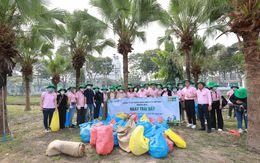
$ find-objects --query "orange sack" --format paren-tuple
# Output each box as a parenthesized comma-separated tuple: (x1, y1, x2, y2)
(90, 122, 103, 146)
(96, 125, 114, 155)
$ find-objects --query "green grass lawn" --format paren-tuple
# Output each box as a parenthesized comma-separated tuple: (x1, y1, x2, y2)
(6, 95, 41, 105)
(0, 105, 259, 163)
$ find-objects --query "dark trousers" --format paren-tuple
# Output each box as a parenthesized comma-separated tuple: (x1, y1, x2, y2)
(77, 107, 86, 125)
(43, 108, 55, 129)
(58, 106, 67, 129)
(228, 105, 236, 117)
(211, 101, 224, 129)
(94, 101, 101, 119)
(198, 104, 211, 130)
(185, 100, 196, 125)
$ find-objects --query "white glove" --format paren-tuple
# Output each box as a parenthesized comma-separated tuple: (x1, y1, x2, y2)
(69, 105, 73, 109)
(84, 104, 87, 109)
(94, 103, 96, 107)
(101, 103, 104, 107)
(77, 105, 81, 109)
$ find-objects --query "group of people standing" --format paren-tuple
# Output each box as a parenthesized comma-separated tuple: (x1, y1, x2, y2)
(40, 80, 248, 134)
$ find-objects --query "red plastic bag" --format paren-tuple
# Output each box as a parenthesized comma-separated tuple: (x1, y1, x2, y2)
(163, 133, 173, 152)
(157, 116, 164, 123)
(149, 117, 155, 124)
(96, 125, 114, 155)
(90, 123, 103, 146)
(127, 113, 138, 122)
(109, 119, 116, 125)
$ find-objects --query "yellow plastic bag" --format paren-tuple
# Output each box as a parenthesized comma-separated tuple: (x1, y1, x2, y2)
(50, 110, 60, 132)
(129, 126, 149, 155)
(140, 114, 150, 122)
(115, 112, 128, 119)
(165, 129, 186, 148)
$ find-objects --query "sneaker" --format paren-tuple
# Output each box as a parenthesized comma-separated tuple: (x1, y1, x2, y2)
(238, 128, 243, 134)
(244, 129, 248, 133)
(218, 129, 223, 132)
(199, 128, 205, 131)
(211, 128, 215, 130)
(69, 126, 76, 129)
(205, 121, 207, 125)
(207, 129, 211, 133)
(45, 129, 49, 133)
(191, 125, 196, 129)
(186, 123, 193, 128)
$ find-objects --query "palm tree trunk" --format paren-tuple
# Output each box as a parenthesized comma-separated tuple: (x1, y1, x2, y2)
(185, 49, 191, 80)
(123, 53, 129, 91)
(24, 77, 31, 111)
(0, 73, 10, 135)
(76, 68, 80, 90)
(194, 73, 199, 83)
(243, 31, 260, 153)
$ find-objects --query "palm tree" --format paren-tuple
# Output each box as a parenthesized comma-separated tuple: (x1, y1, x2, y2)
(90, 0, 164, 90)
(209, 0, 260, 153)
(160, 0, 209, 80)
(60, 10, 115, 89)
(190, 36, 208, 83)
(44, 53, 71, 89)
(0, 0, 57, 136)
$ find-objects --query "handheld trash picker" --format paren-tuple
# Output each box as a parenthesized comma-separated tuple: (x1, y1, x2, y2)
(0, 85, 13, 142)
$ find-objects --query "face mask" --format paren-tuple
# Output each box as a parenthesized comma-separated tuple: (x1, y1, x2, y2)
(95, 89, 99, 92)
(87, 86, 91, 89)
(172, 89, 177, 92)
(60, 91, 65, 95)
(167, 85, 172, 89)
(179, 86, 183, 89)
(120, 90, 123, 93)
(163, 88, 167, 91)
(49, 88, 54, 92)
(103, 90, 107, 93)
(111, 90, 114, 92)
(80, 88, 84, 92)
(134, 88, 137, 91)
(213, 87, 217, 90)
(232, 88, 237, 91)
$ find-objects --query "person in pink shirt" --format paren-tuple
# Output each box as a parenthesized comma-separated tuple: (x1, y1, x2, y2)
(157, 84, 163, 96)
(227, 85, 239, 119)
(148, 82, 158, 97)
(127, 85, 136, 98)
(196, 81, 212, 133)
(177, 83, 185, 122)
(137, 84, 148, 98)
(182, 79, 197, 129)
(116, 87, 127, 99)
(108, 86, 117, 100)
(101, 87, 109, 120)
(207, 82, 223, 131)
(76, 85, 85, 126)
(161, 85, 171, 96)
(67, 85, 77, 128)
(41, 84, 57, 133)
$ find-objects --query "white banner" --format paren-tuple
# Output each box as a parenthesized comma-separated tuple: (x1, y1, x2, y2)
(108, 96, 180, 123)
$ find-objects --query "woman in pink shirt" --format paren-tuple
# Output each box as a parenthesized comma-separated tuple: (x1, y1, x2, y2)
(108, 86, 117, 100)
(157, 84, 163, 96)
(116, 87, 126, 99)
(161, 85, 171, 96)
(41, 84, 57, 133)
(101, 87, 109, 120)
(76, 85, 86, 126)
(177, 82, 185, 122)
(67, 85, 77, 128)
(148, 82, 158, 97)
(127, 85, 136, 98)
(207, 82, 223, 131)
(137, 84, 147, 98)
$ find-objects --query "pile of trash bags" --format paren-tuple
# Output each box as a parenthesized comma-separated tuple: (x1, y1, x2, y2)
(79, 112, 186, 158)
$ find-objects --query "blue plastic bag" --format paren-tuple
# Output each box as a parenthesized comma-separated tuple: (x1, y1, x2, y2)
(195, 101, 199, 116)
(154, 121, 169, 130)
(117, 120, 127, 127)
(99, 106, 102, 117)
(148, 133, 169, 158)
(80, 125, 91, 142)
(113, 132, 119, 146)
(136, 121, 152, 132)
(79, 122, 92, 131)
(65, 111, 69, 127)
(144, 126, 157, 138)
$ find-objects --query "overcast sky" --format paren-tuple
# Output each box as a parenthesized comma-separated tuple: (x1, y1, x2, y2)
(49, 0, 237, 59)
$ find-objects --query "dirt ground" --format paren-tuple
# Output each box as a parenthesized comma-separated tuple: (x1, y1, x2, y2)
(0, 105, 259, 163)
